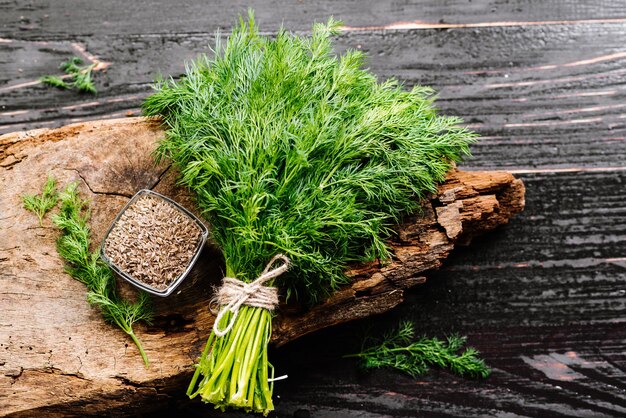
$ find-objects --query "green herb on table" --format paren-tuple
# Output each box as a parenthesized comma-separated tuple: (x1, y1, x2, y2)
(144, 11, 475, 415)
(51, 182, 152, 366)
(346, 321, 491, 378)
(22, 175, 58, 226)
(40, 56, 97, 94)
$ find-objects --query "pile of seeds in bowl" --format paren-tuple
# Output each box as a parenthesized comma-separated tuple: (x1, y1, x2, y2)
(104, 194, 203, 291)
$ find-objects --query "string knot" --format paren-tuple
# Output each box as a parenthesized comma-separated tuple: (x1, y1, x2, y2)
(212, 254, 290, 337)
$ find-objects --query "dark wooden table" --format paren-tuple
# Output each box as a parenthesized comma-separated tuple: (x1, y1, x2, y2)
(2, 2, 625, 416)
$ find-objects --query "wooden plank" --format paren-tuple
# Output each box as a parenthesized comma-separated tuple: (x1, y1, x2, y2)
(2, 23, 626, 172)
(3, 1, 626, 40)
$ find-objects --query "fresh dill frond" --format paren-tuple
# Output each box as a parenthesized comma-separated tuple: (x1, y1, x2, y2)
(52, 182, 152, 366)
(22, 175, 58, 226)
(41, 56, 98, 94)
(39, 75, 70, 89)
(347, 321, 491, 379)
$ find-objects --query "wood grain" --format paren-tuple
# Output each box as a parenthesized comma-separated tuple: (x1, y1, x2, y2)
(2, 1, 625, 40)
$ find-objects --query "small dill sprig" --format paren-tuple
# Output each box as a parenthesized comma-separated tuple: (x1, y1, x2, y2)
(52, 182, 152, 366)
(22, 175, 58, 226)
(40, 56, 97, 94)
(346, 321, 491, 379)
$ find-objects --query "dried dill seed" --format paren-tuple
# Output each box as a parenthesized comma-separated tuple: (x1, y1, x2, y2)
(104, 194, 203, 290)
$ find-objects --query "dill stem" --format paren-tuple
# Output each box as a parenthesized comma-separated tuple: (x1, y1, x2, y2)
(258, 309, 274, 410)
(342, 352, 363, 359)
(187, 330, 215, 397)
(186, 305, 274, 414)
(127, 329, 150, 367)
(231, 306, 261, 404)
(244, 314, 265, 408)
(348, 346, 418, 357)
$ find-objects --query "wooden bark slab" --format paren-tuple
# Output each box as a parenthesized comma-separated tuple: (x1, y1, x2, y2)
(0, 117, 524, 416)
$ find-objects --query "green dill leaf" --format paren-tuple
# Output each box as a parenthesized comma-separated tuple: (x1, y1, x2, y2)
(347, 321, 491, 379)
(51, 181, 152, 366)
(22, 175, 58, 226)
(41, 57, 98, 94)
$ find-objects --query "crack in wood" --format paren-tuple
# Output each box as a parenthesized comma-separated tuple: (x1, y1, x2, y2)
(69, 168, 133, 199)
(149, 164, 172, 191)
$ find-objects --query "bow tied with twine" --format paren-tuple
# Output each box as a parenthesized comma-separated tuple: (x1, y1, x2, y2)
(212, 254, 290, 337)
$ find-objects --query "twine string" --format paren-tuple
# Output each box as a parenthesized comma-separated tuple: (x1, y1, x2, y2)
(212, 254, 290, 337)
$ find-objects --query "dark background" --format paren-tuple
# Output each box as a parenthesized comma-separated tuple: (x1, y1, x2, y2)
(2, 1, 626, 416)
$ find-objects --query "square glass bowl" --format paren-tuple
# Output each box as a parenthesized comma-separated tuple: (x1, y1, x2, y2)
(100, 189, 208, 297)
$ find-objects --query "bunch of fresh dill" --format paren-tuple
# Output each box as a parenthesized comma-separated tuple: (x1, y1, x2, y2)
(143, 12, 475, 414)
(41, 57, 97, 94)
(347, 321, 491, 379)
(23, 179, 152, 365)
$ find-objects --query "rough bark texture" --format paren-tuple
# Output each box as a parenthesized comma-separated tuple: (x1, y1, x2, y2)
(0, 117, 524, 417)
